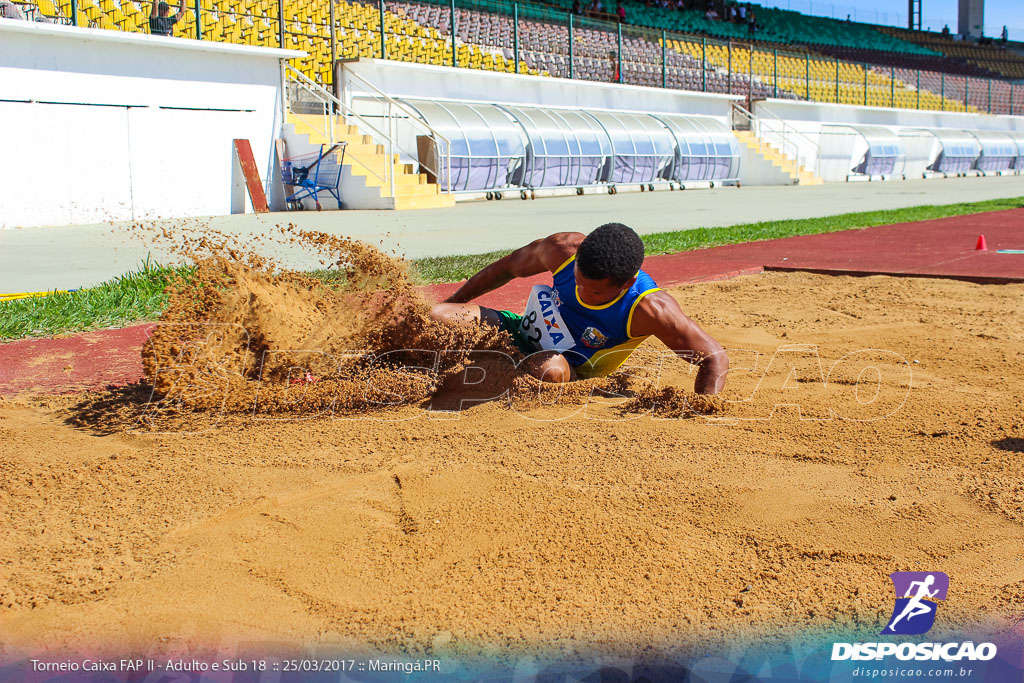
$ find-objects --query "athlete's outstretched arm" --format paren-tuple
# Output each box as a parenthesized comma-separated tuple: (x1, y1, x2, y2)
(444, 233, 582, 304)
(630, 291, 728, 395)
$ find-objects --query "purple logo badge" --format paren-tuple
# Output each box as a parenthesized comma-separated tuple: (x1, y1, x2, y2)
(883, 572, 949, 635)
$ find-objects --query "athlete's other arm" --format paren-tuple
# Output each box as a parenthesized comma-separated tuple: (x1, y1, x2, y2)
(629, 291, 728, 395)
(443, 232, 583, 304)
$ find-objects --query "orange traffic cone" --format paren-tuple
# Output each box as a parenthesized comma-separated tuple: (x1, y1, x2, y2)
(975, 235, 988, 251)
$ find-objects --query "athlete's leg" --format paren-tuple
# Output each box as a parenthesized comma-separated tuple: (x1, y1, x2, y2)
(430, 303, 502, 327)
(432, 305, 574, 384)
(520, 350, 575, 384)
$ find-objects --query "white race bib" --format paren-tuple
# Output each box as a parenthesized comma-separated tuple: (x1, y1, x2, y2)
(519, 285, 576, 352)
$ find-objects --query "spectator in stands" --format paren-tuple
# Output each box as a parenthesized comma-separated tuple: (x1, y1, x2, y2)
(609, 49, 620, 82)
(705, 6, 718, 21)
(747, 8, 755, 34)
(0, 0, 25, 19)
(571, 0, 582, 14)
(149, 0, 185, 36)
(1001, 26, 1009, 42)
(941, 24, 950, 36)
(616, 1, 625, 22)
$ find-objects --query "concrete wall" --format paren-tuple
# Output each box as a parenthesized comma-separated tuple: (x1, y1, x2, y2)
(0, 19, 301, 229)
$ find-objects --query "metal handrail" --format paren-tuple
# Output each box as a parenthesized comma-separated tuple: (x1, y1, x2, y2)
(287, 65, 395, 196)
(732, 101, 818, 175)
(750, 102, 817, 151)
(340, 66, 452, 150)
(338, 65, 453, 194)
(288, 64, 453, 196)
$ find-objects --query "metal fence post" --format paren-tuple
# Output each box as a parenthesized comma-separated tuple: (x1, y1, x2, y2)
(568, 14, 574, 80)
(863, 62, 867, 106)
(449, 0, 456, 68)
(988, 78, 992, 113)
(277, 0, 284, 48)
(1011, 83, 1015, 116)
(514, 3, 519, 74)
(773, 49, 778, 98)
(727, 41, 732, 94)
(890, 65, 894, 108)
(702, 37, 707, 92)
(964, 76, 969, 111)
(747, 44, 753, 103)
(279, 61, 287, 125)
(834, 57, 839, 104)
(805, 53, 810, 101)
(70, 0, 77, 26)
(616, 21, 622, 84)
(329, 0, 336, 77)
(940, 72, 944, 111)
(379, 0, 385, 59)
(916, 70, 920, 110)
(195, 0, 201, 39)
(661, 29, 666, 89)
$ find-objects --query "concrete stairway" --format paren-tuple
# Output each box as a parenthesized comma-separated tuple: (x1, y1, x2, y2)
(285, 112, 455, 210)
(734, 130, 824, 186)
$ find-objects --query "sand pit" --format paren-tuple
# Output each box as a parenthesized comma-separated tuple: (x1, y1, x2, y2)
(1, 266, 1022, 663)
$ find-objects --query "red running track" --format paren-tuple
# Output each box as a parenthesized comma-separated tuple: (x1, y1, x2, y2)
(2, 208, 1022, 396)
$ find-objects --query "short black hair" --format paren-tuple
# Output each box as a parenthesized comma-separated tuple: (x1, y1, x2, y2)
(576, 222, 644, 286)
(158, 2, 169, 12)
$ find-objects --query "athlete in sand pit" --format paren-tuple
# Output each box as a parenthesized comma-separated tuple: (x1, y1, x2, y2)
(431, 223, 728, 394)
(887, 575, 939, 632)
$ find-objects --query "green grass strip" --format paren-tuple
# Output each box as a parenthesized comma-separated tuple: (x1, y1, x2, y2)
(0, 259, 193, 341)
(409, 196, 1024, 283)
(2, 196, 1021, 341)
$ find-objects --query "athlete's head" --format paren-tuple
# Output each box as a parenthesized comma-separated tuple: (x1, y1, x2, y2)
(574, 222, 643, 305)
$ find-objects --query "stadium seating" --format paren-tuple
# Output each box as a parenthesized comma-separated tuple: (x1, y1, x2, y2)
(745, 8, 933, 54)
(16, 0, 1020, 115)
(24, 0, 538, 86)
(667, 39, 973, 112)
(894, 67, 1021, 116)
(878, 26, 1024, 80)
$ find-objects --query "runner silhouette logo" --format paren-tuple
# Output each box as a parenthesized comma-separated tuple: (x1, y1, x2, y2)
(883, 572, 949, 635)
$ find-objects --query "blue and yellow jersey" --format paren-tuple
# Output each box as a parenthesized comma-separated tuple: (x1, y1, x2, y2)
(550, 255, 661, 379)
